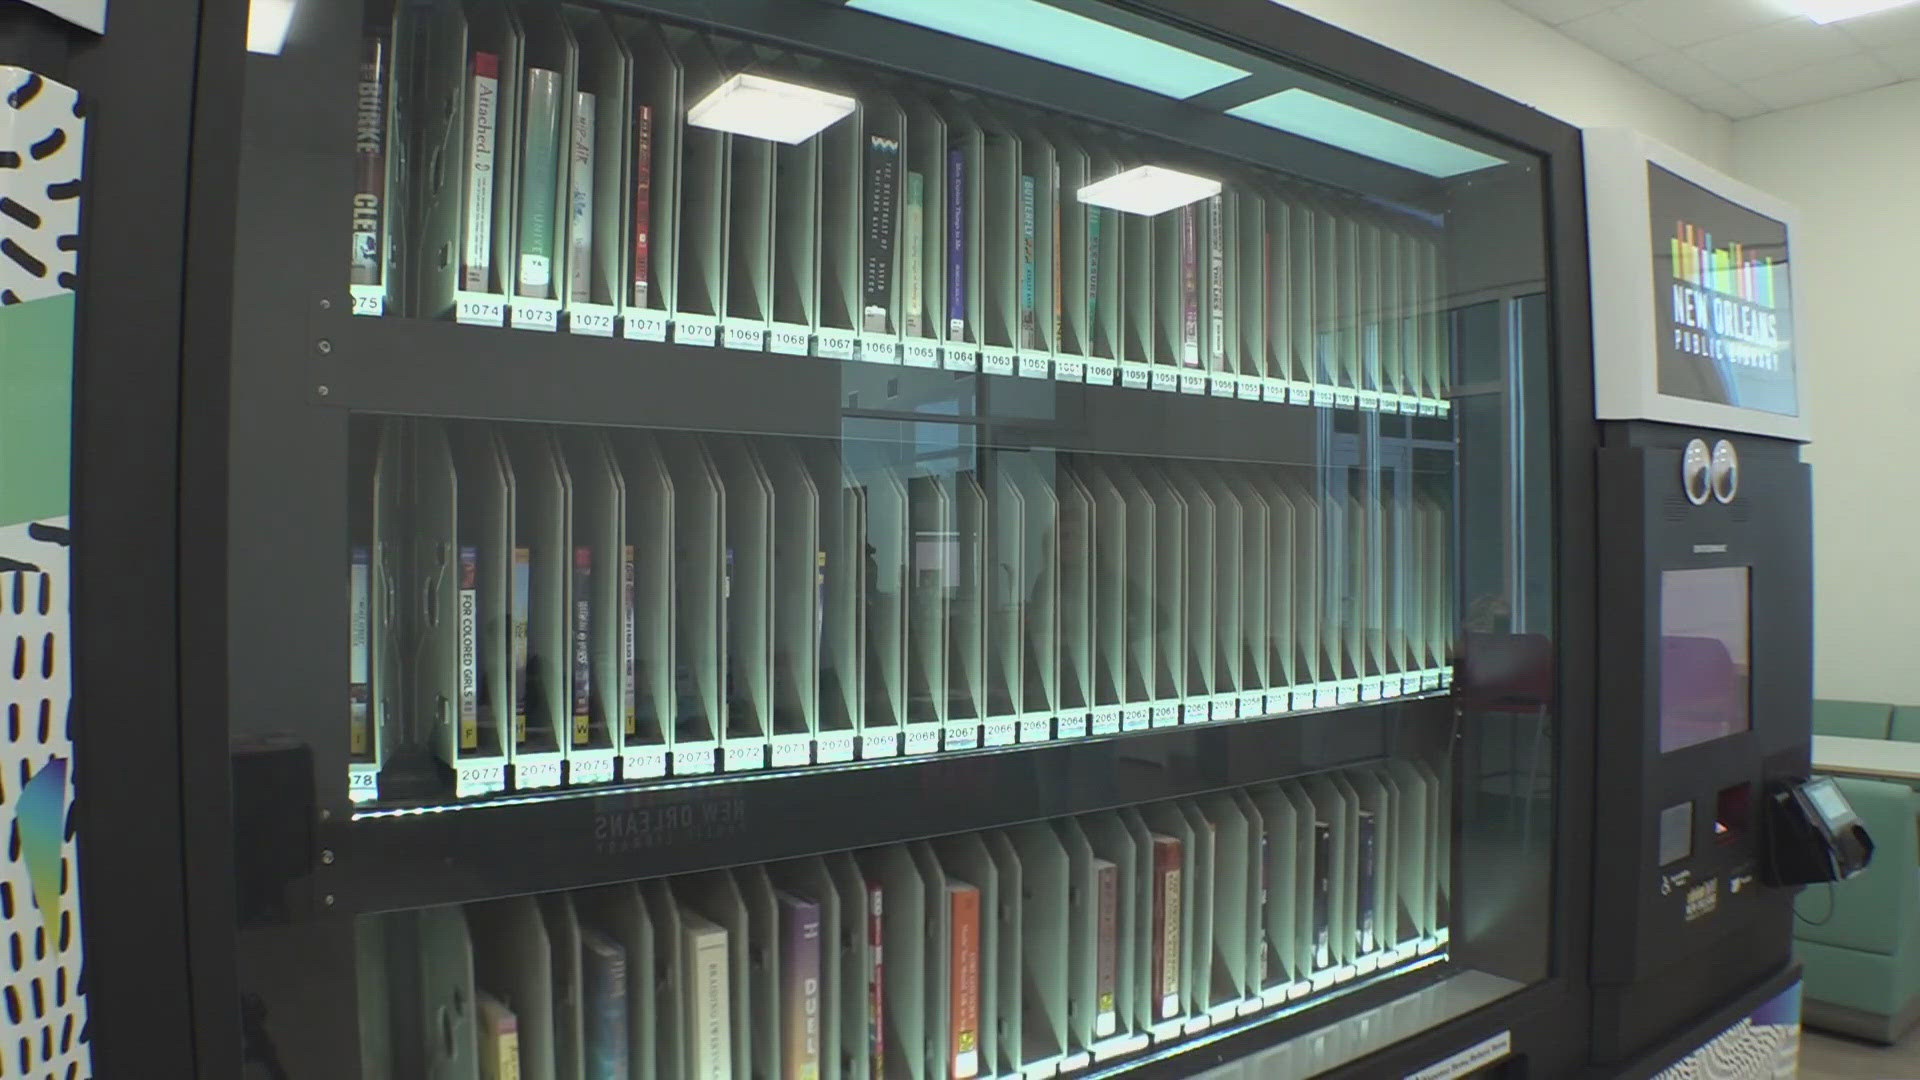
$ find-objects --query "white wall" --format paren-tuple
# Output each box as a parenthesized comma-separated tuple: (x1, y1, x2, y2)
(1274, 0, 1734, 167)
(1731, 79, 1920, 706)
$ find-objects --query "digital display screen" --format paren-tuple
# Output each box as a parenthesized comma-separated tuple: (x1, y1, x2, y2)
(1660, 567, 1752, 753)
(1648, 163, 1797, 416)
(1805, 779, 1853, 829)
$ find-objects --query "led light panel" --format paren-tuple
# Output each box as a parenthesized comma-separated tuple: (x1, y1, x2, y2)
(1227, 89, 1506, 179)
(687, 73, 856, 144)
(848, 0, 1249, 100)
(1077, 166, 1221, 217)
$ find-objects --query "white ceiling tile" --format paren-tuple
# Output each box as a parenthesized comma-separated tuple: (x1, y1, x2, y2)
(1626, 50, 1754, 97)
(1831, 4, 1920, 46)
(1681, 17, 1862, 81)
(1504, 0, 1621, 25)
(1688, 81, 1774, 118)
(1739, 50, 1898, 108)
(1872, 38, 1920, 75)
(1613, 0, 1785, 48)
(1558, 8, 1670, 60)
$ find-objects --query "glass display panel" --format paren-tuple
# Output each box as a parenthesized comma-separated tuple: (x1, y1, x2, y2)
(1804, 778, 1853, 830)
(1648, 163, 1797, 416)
(222, 0, 1563, 1074)
(1659, 567, 1752, 753)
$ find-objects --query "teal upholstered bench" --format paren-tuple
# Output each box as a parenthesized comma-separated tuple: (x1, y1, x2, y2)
(1813, 699, 1894, 739)
(1796, 776, 1920, 1042)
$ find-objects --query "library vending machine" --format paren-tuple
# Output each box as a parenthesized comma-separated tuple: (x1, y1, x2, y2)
(1584, 128, 1856, 1074)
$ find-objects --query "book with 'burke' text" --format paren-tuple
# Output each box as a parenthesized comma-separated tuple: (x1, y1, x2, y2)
(350, 32, 389, 288)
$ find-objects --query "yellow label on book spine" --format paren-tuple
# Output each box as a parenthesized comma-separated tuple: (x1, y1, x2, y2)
(573, 713, 591, 746)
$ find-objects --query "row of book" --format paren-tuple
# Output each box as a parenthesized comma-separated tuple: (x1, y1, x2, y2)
(349, 419, 1456, 802)
(350, 2, 1455, 415)
(361, 760, 1452, 1079)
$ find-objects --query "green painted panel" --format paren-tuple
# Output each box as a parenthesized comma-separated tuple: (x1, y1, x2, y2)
(0, 291, 75, 527)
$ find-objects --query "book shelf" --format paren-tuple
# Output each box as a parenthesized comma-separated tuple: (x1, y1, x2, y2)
(205, 0, 1583, 1077)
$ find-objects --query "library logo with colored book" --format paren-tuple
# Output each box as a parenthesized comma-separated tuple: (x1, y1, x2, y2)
(1647, 163, 1797, 417)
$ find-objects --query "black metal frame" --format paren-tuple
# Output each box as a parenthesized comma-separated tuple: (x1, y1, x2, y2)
(57, 0, 1603, 1075)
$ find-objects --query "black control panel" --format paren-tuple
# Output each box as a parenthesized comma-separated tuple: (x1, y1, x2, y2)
(1589, 422, 1811, 1063)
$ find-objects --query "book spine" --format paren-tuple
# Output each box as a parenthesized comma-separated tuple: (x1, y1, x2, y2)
(1357, 809, 1377, 955)
(1094, 859, 1118, 1038)
(623, 544, 637, 737)
(477, 993, 522, 1080)
(569, 91, 597, 304)
(949, 884, 981, 1080)
(864, 135, 901, 333)
(350, 33, 389, 287)
(632, 105, 653, 308)
(868, 882, 885, 1078)
(688, 925, 733, 1080)
(1052, 161, 1062, 349)
(572, 546, 593, 747)
(350, 546, 371, 756)
(947, 148, 966, 340)
(781, 895, 824, 1080)
(1086, 209, 1101, 346)
(459, 546, 480, 752)
(1207, 194, 1224, 371)
(815, 549, 827, 647)
(1180, 206, 1199, 366)
(464, 53, 499, 293)
(1257, 831, 1270, 987)
(581, 932, 630, 1080)
(1312, 820, 1332, 970)
(1153, 836, 1182, 1020)
(1019, 175, 1036, 350)
(518, 68, 563, 299)
(904, 171, 925, 338)
(511, 546, 531, 743)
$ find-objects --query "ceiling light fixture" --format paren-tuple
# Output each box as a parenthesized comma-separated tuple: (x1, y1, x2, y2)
(1788, 0, 1920, 22)
(846, 0, 1249, 100)
(687, 74, 856, 144)
(1226, 89, 1506, 178)
(247, 0, 296, 55)
(1077, 166, 1221, 217)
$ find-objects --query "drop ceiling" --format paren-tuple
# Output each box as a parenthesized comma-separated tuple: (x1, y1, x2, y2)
(1500, 0, 1920, 117)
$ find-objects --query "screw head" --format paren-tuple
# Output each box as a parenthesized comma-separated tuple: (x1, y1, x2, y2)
(316, 385, 329, 397)
(318, 297, 332, 311)
(321, 849, 335, 865)
(324, 894, 336, 907)
(317, 338, 333, 355)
